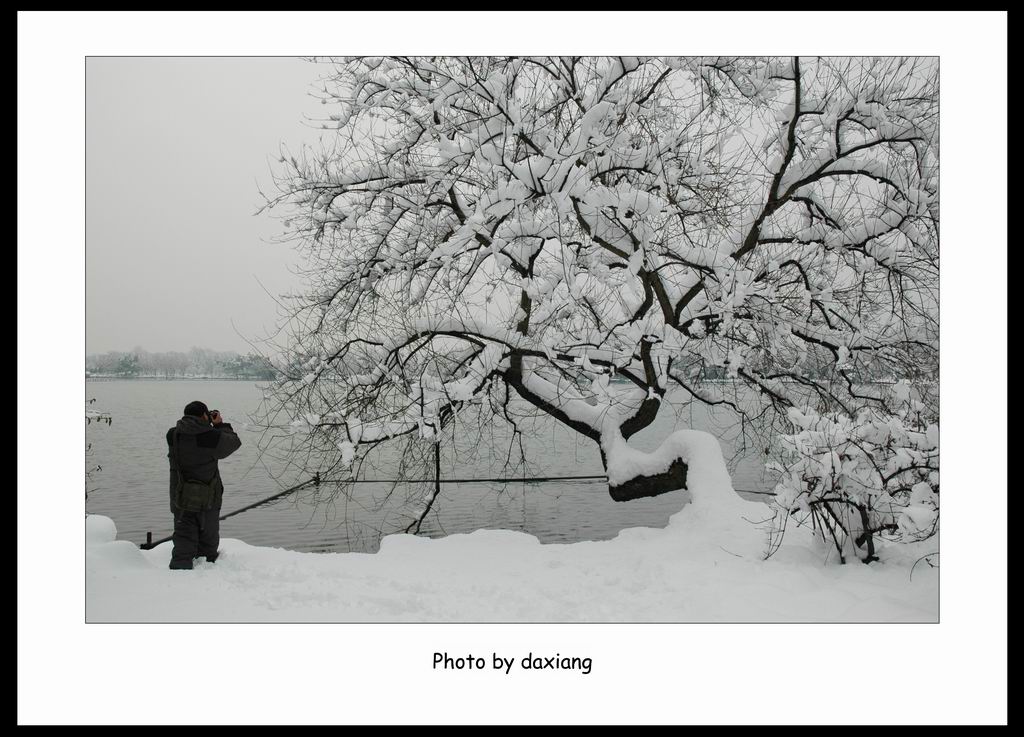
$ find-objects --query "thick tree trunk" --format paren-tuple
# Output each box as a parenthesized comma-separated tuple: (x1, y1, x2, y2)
(607, 456, 688, 502)
(505, 363, 691, 503)
(599, 431, 691, 503)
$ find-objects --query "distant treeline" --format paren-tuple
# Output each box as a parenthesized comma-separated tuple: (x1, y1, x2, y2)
(86, 348, 279, 380)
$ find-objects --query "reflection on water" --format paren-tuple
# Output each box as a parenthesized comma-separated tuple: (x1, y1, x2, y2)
(85, 379, 776, 553)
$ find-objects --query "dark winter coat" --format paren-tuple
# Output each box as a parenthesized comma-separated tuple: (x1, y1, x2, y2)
(166, 415, 242, 514)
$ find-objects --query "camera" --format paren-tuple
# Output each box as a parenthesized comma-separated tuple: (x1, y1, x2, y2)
(209, 409, 220, 421)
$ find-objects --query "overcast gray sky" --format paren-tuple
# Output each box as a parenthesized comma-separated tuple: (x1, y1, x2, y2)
(86, 57, 325, 355)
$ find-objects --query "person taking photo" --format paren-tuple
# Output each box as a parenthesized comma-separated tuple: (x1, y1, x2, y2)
(165, 400, 241, 570)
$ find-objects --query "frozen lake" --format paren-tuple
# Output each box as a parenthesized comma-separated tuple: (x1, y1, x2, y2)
(85, 379, 777, 553)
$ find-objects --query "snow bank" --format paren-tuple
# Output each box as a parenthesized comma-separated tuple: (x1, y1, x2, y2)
(86, 430, 937, 623)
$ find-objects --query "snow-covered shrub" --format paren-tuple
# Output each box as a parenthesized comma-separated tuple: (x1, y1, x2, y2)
(767, 382, 938, 563)
(85, 399, 113, 511)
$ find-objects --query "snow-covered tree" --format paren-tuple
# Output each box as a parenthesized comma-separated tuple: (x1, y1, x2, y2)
(766, 381, 938, 563)
(258, 56, 938, 523)
(116, 353, 140, 377)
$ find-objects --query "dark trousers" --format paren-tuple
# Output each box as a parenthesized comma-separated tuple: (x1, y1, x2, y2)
(168, 506, 221, 570)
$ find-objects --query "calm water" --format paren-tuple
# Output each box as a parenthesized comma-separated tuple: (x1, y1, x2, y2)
(85, 379, 776, 553)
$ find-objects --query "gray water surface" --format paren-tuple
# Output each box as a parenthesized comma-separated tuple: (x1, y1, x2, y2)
(85, 379, 775, 553)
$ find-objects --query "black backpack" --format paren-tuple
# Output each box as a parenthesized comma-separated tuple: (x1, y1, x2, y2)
(172, 429, 218, 513)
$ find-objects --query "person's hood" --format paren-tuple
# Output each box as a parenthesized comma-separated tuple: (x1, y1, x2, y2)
(175, 415, 214, 435)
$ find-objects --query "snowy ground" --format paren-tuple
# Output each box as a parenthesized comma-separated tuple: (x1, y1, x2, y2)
(86, 431, 937, 623)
